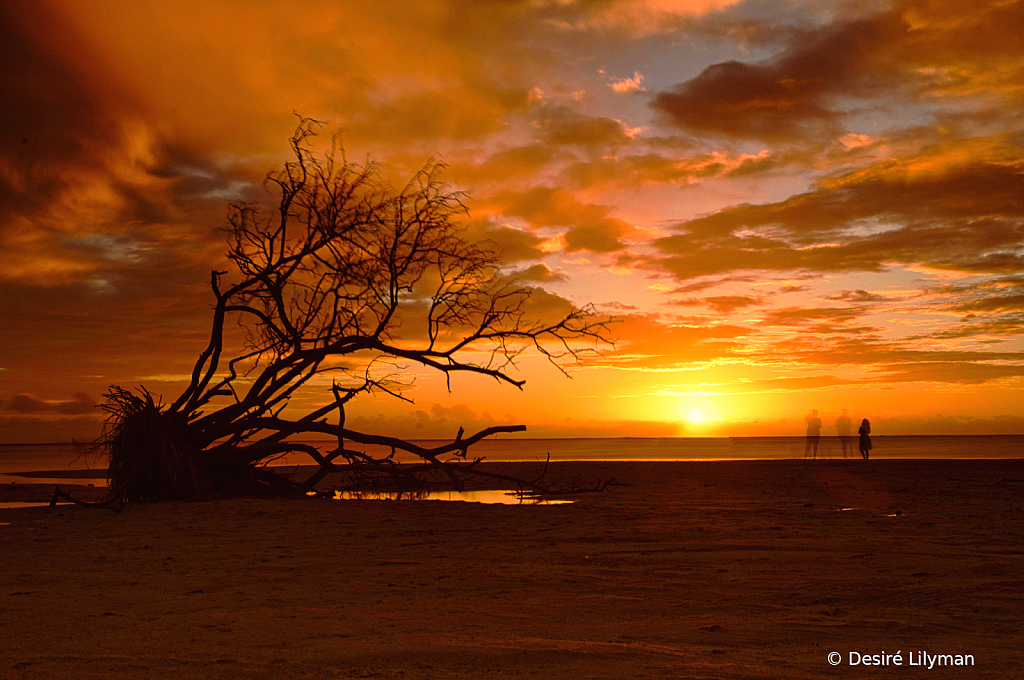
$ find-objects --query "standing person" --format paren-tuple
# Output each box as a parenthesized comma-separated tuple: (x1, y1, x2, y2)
(804, 409, 823, 458)
(836, 409, 854, 458)
(858, 418, 872, 460)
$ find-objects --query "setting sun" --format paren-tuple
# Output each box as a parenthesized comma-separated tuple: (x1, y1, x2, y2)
(686, 408, 709, 424)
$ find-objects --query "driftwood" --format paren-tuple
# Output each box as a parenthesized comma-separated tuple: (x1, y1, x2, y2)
(95, 119, 612, 503)
(50, 486, 123, 512)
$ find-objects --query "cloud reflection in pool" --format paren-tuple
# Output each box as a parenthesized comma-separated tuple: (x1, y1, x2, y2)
(326, 489, 572, 505)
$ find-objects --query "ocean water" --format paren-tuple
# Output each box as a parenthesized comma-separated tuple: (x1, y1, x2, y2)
(1, 435, 1021, 478)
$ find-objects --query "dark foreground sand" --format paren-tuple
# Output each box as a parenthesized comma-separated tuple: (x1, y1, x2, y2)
(1, 459, 1022, 679)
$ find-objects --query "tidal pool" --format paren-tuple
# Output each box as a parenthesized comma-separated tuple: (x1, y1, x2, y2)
(319, 489, 573, 505)
(0, 502, 72, 509)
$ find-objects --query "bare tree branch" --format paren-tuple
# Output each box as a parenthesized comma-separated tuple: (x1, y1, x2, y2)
(97, 118, 613, 503)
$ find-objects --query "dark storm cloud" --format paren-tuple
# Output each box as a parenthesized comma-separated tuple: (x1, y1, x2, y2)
(0, 3, 181, 227)
(652, 0, 1024, 143)
(0, 3, 236, 288)
(651, 13, 905, 142)
(0, 3, 120, 219)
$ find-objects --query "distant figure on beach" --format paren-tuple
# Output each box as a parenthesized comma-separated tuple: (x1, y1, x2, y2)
(804, 409, 823, 458)
(859, 418, 872, 460)
(835, 409, 854, 458)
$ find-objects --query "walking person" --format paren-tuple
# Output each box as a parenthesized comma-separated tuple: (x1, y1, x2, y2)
(858, 418, 872, 460)
(836, 409, 854, 458)
(804, 409, 823, 458)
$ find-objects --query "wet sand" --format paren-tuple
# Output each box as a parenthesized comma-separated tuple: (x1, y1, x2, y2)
(1, 459, 1022, 679)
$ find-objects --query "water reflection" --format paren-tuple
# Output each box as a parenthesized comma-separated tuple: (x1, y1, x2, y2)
(0, 501, 72, 509)
(3, 475, 107, 487)
(322, 489, 572, 505)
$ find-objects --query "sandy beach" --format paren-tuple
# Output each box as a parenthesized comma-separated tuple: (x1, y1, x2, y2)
(1, 459, 1022, 679)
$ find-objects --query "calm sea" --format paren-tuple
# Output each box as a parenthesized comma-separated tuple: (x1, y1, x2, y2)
(1, 435, 1022, 480)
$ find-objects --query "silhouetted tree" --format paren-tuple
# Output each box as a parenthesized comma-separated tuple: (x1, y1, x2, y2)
(99, 119, 611, 502)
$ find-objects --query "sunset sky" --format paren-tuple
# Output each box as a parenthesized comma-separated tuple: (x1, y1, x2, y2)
(2, 0, 1024, 443)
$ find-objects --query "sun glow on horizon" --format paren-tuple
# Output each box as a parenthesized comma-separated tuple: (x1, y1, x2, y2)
(686, 408, 709, 423)
(681, 399, 721, 425)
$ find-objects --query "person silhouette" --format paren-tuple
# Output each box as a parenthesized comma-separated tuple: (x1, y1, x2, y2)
(804, 409, 823, 458)
(835, 409, 854, 458)
(858, 418, 872, 460)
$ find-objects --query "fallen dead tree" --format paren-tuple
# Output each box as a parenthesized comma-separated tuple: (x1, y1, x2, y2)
(95, 119, 612, 503)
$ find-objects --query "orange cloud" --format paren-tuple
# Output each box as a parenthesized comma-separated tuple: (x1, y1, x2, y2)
(536, 107, 639, 148)
(561, 149, 779, 189)
(504, 263, 568, 284)
(655, 154, 1024, 280)
(486, 187, 637, 253)
(672, 295, 763, 314)
(461, 219, 547, 263)
(594, 314, 754, 369)
(609, 71, 646, 94)
(450, 145, 557, 185)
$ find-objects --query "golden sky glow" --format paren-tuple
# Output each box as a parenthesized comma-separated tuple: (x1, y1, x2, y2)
(2, 0, 1024, 442)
